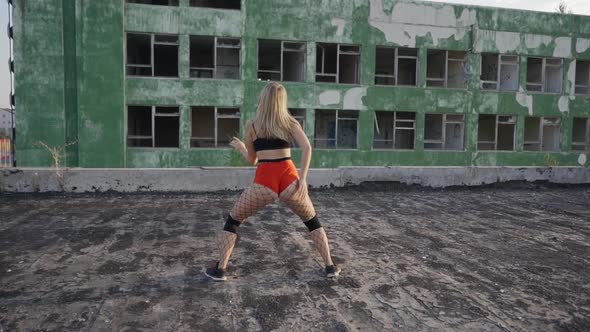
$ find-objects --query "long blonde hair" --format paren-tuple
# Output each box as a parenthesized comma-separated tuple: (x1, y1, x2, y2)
(253, 82, 295, 141)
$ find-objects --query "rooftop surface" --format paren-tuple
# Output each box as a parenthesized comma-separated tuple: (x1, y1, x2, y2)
(0, 182, 589, 331)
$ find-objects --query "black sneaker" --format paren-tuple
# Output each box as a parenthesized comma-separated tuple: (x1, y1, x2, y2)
(325, 265, 341, 278)
(204, 262, 227, 281)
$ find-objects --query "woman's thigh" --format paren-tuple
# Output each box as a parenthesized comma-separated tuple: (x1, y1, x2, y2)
(278, 180, 316, 221)
(230, 183, 278, 221)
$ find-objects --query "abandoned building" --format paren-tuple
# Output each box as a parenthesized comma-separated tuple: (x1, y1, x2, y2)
(11, 0, 590, 168)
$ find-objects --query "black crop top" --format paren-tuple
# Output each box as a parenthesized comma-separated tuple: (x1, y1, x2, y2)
(251, 123, 291, 152)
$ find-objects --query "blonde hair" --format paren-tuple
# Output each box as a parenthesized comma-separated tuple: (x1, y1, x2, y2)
(252, 82, 296, 141)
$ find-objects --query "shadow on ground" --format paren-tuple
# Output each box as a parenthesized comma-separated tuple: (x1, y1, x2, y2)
(0, 182, 589, 331)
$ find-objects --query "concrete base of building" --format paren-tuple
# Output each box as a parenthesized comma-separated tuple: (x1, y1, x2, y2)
(1, 166, 589, 193)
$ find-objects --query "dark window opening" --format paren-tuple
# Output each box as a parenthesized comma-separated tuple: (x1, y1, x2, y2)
(526, 57, 563, 93)
(191, 107, 240, 148)
(316, 43, 359, 84)
(126, 33, 178, 77)
(375, 47, 417, 86)
(572, 117, 590, 151)
(314, 109, 359, 149)
(126, 33, 151, 76)
(127, 106, 179, 148)
(427, 50, 467, 88)
(127, 0, 179, 6)
(478, 114, 516, 151)
(575, 60, 590, 95)
(373, 111, 416, 150)
(424, 114, 464, 150)
(190, 0, 240, 10)
(190, 36, 215, 78)
(189, 36, 240, 79)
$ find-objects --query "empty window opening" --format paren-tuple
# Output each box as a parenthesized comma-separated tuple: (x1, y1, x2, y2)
(190, 0, 240, 10)
(481, 53, 519, 91)
(190, 36, 240, 79)
(572, 117, 590, 151)
(316, 43, 360, 84)
(427, 50, 467, 88)
(315, 110, 359, 149)
(127, 106, 180, 148)
(424, 114, 465, 150)
(575, 60, 590, 95)
(373, 111, 416, 150)
(258, 40, 306, 82)
(289, 109, 306, 148)
(375, 47, 418, 86)
(127, 0, 179, 6)
(524, 117, 561, 151)
(477, 114, 516, 151)
(126, 33, 178, 77)
(191, 107, 240, 148)
(526, 57, 563, 93)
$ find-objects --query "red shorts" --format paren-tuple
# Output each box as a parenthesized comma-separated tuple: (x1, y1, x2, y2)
(254, 158, 299, 195)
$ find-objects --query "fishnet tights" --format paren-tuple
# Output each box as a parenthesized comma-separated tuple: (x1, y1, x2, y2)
(278, 180, 316, 221)
(217, 231, 237, 270)
(310, 227, 334, 266)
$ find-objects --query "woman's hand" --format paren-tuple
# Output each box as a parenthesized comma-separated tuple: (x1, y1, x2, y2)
(294, 177, 309, 200)
(230, 137, 246, 153)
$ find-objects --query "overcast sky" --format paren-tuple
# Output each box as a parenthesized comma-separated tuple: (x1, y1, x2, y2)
(0, 1, 589, 109)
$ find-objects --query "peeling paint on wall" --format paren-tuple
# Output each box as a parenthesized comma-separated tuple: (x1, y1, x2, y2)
(494, 31, 521, 53)
(558, 96, 569, 113)
(319, 90, 341, 106)
(576, 38, 590, 54)
(516, 91, 533, 116)
(579, 154, 587, 166)
(553, 37, 572, 58)
(331, 18, 345, 37)
(343, 87, 368, 110)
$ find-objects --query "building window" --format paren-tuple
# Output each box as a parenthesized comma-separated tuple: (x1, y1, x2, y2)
(289, 109, 306, 148)
(373, 111, 416, 150)
(190, 107, 240, 148)
(316, 44, 360, 84)
(190, 36, 240, 79)
(477, 115, 516, 151)
(126, 33, 179, 77)
(524, 117, 561, 151)
(572, 117, 590, 151)
(314, 110, 359, 149)
(526, 57, 563, 93)
(190, 0, 240, 9)
(375, 47, 418, 86)
(424, 114, 465, 150)
(127, 0, 179, 6)
(575, 60, 590, 95)
(426, 50, 468, 89)
(257, 40, 306, 82)
(127, 106, 180, 148)
(480, 53, 519, 91)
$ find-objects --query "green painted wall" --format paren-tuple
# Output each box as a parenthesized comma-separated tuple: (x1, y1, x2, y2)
(14, 0, 590, 168)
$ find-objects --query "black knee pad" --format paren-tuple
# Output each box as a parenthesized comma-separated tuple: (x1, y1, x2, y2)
(304, 215, 322, 232)
(223, 215, 242, 233)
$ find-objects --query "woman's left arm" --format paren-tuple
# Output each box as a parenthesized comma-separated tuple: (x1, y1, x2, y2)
(230, 120, 258, 165)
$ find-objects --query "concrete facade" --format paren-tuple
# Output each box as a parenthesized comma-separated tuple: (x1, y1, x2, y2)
(12, 0, 590, 169)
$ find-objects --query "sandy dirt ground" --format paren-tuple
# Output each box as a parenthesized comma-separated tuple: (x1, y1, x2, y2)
(0, 182, 589, 331)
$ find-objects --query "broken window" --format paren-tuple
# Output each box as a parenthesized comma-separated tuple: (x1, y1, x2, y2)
(191, 107, 240, 148)
(373, 111, 416, 150)
(314, 110, 359, 149)
(424, 114, 465, 150)
(127, 0, 179, 6)
(477, 115, 516, 151)
(427, 50, 468, 88)
(575, 60, 590, 95)
(375, 47, 418, 86)
(316, 43, 360, 84)
(480, 53, 519, 91)
(190, 0, 240, 9)
(526, 57, 563, 93)
(257, 40, 306, 82)
(524, 117, 561, 151)
(126, 33, 179, 77)
(572, 117, 590, 151)
(288, 109, 306, 148)
(190, 36, 240, 79)
(127, 106, 180, 148)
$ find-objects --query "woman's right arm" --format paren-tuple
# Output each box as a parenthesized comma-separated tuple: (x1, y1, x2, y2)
(291, 119, 312, 182)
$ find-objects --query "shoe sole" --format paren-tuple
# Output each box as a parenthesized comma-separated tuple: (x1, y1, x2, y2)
(204, 271, 227, 281)
(326, 269, 341, 278)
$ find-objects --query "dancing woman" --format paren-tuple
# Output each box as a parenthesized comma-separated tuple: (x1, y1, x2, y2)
(205, 82, 341, 281)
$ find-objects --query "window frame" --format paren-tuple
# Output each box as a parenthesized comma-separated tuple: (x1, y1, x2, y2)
(373, 111, 417, 151)
(189, 106, 241, 148)
(257, 39, 307, 82)
(426, 49, 468, 89)
(126, 32, 179, 78)
(314, 109, 360, 150)
(423, 113, 465, 151)
(480, 53, 520, 92)
(316, 43, 361, 85)
(574, 60, 590, 96)
(374, 46, 419, 87)
(525, 56, 564, 94)
(523, 116, 561, 152)
(572, 117, 590, 151)
(189, 36, 241, 80)
(477, 114, 517, 151)
(127, 105, 181, 148)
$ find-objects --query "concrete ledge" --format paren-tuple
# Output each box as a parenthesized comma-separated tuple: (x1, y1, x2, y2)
(1, 166, 589, 193)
